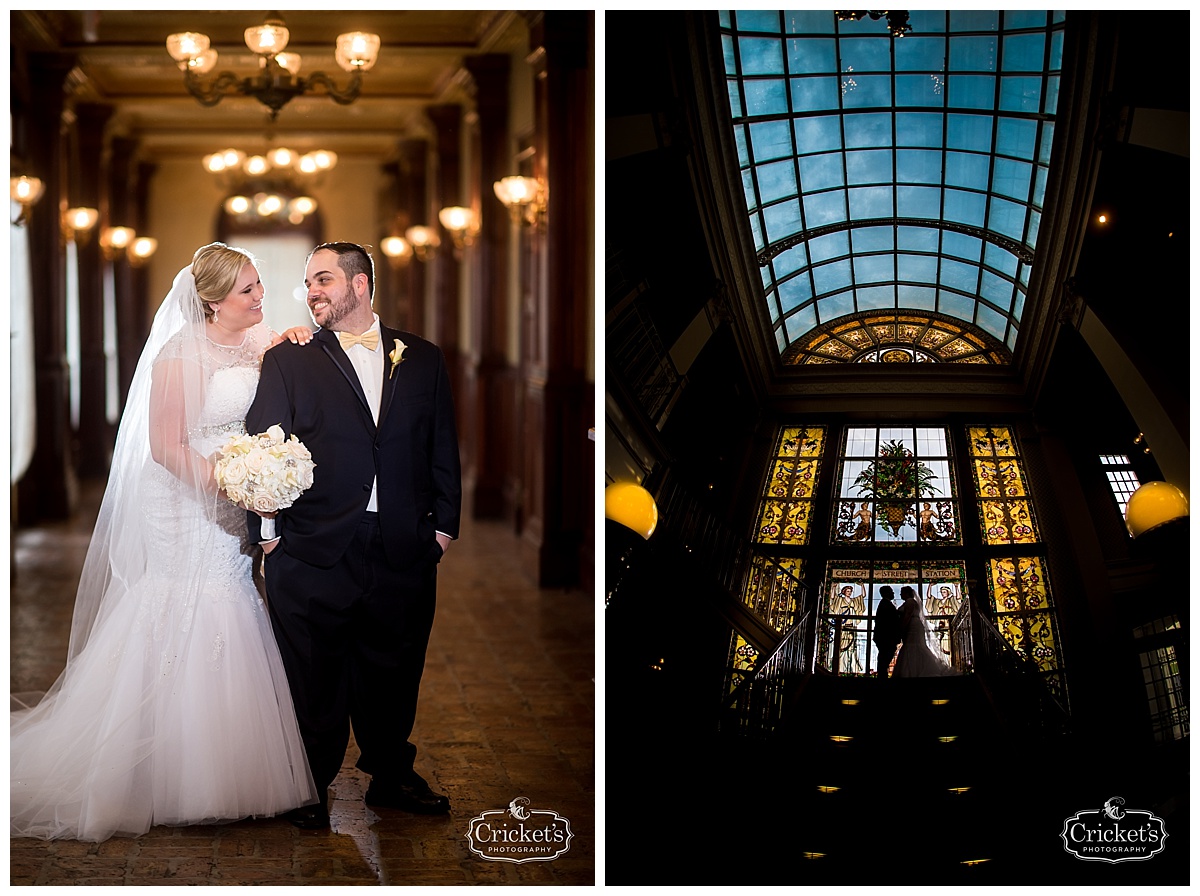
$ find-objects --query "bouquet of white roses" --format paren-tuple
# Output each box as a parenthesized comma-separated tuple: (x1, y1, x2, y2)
(214, 424, 315, 512)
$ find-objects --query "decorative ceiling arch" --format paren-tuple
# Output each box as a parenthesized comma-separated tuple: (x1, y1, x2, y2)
(782, 311, 1011, 365)
(718, 9, 1066, 360)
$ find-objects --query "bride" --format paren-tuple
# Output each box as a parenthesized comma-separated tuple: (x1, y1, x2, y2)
(893, 585, 956, 678)
(12, 243, 318, 841)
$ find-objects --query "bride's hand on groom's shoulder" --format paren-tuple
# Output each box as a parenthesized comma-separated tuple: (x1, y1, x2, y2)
(271, 327, 314, 347)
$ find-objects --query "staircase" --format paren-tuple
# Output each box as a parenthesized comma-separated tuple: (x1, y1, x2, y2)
(608, 475, 1188, 884)
(772, 672, 1019, 880)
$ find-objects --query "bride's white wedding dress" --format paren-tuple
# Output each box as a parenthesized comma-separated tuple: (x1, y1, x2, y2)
(893, 600, 956, 678)
(11, 297, 316, 841)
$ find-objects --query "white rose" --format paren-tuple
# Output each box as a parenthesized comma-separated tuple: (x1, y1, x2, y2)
(250, 489, 277, 514)
(265, 424, 286, 444)
(220, 456, 249, 487)
(244, 446, 267, 474)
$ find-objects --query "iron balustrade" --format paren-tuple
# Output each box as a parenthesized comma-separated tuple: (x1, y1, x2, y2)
(646, 469, 815, 740)
(967, 597, 1071, 735)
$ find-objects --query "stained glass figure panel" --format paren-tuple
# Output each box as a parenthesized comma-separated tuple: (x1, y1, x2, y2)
(721, 9, 1065, 356)
(818, 561, 967, 676)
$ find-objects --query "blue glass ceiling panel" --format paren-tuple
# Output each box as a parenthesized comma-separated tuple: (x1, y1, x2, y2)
(722, 9, 1064, 356)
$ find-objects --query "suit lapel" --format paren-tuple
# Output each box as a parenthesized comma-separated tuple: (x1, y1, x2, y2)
(377, 325, 402, 424)
(316, 328, 374, 423)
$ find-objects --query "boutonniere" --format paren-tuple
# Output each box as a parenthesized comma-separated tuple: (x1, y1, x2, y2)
(389, 338, 407, 379)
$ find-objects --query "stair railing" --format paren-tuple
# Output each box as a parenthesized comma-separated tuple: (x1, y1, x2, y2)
(721, 610, 811, 739)
(968, 597, 1071, 735)
(647, 469, 815, 739)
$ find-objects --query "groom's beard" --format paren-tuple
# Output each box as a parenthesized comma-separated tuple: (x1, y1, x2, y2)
(310, 285, 357, 331)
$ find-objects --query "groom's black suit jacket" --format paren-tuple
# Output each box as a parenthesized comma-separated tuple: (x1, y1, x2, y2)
(245, 324, 461, 569)
(873, 596, 902, 650)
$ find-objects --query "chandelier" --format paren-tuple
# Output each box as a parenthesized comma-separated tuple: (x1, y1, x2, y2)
(203, 146, 338, 180)
(223, 191, 318, 227)
(834, 10, 913, 38)
(166, 12, 381, 121)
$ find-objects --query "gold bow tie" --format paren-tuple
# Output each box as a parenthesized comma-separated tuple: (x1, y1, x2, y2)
(337, 329, 380, 351)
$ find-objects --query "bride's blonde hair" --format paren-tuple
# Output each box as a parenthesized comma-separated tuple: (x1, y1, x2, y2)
(192, 242, 257, 321)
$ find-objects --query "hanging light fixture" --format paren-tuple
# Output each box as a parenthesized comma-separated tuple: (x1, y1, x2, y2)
(834, 11, 913, 38)
(222, 190, 318, 226)
(604, 481, 659, 540)
(166, 12, 381, 121)
(202, 146, 338, 182)
(1124, 482, 1189, 538)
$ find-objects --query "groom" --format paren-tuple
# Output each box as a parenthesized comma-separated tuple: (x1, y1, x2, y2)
(872, 585, 902, 680)
(246, 241, 461, 829)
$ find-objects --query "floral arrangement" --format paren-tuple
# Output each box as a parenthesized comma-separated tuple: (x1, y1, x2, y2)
(853, 439, 940, 536)
(214, 424, 315, 512)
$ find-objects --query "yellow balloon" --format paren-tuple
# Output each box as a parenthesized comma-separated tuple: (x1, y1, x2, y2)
(605, 481, 658, 540)
(1125, 481, 1189, 538)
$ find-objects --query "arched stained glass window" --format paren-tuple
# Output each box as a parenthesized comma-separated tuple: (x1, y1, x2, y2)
(718, 9, 1067, 356)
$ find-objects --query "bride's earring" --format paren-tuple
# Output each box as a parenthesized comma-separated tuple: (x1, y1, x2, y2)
(212, 305, 219, 323)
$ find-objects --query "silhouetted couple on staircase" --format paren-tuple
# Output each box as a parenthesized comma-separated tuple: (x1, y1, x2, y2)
(873, 585, 955, 679)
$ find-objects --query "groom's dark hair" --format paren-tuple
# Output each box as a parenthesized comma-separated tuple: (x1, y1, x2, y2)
(311, 241, 374, 302)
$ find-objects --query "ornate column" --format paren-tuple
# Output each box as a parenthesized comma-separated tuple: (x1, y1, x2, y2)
(18, 52, 77, 522)
(107, 136, 139, 413)
(73, 103, 114, 476)
(463, 54, 513, 520)
(395, 138, 428, 336)
(520, 12, 594, 587)
(425, 104, 465, 425)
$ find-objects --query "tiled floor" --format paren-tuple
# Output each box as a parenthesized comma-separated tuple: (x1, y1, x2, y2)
(10, 481, 595, 885)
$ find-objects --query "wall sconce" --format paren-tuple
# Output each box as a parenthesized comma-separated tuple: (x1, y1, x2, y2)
(100, 226, 136, 259)
(380, 235, 413, 267)
(62, 207, 100, 242)
(10, 176, 45, 225)
(129, 236, 158, 267)
(438, 206, 478, 253)
(166, 14, 381, 122)
(404, 226, 440, 262)
(493, 176, 545, 228)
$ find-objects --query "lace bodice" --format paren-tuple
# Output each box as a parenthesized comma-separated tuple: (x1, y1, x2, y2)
(191, 326, 274, 451)
(141, 323, 276, 603)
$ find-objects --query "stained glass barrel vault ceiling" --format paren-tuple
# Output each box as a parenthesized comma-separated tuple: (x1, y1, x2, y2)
(718, 10, 1066, 361)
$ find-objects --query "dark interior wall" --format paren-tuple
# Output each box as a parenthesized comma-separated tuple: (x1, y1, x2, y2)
(1071, 141, 1189, 438)
(1036, 326, 1162, 561)
(606, 12, 718, 346)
